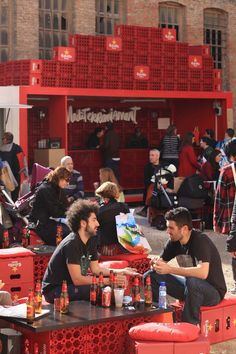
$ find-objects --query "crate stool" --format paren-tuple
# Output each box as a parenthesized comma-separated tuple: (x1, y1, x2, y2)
(99, 254, 151, 274)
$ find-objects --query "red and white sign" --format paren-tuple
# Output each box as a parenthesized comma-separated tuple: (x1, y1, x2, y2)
(106, 37, 122, 51)
(188, 55, 202, 69)
(53, 47, 76, 62)
(162, 28, 176, 42)
(134, 66, 150, 80)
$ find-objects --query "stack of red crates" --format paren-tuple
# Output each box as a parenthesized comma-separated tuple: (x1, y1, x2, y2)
(0, 25, 222, 92)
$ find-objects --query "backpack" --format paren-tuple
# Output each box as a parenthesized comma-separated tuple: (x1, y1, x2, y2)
(177, 174, 208, 199)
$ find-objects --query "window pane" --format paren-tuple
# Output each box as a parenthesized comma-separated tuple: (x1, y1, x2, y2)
(1, 31, 8, 45)
(107, 19, 112, 34)
(61, 0, 67, 11)
(1, 49, 8, 62)
(45, 13, 51, 29)
(39, 0, 44, 9)
(212, 29, 216, 44)
(61, 33, 67, 46)
(45, 50, 52, 59)
(114, 0, 119, 14)
(45, 33, 51, 47)
(1, 7, 8, 25)
(39, 12, 44, 28)
(205, 28, 210, 44)
(107, 0, 112, 14)
(45, 0, 51, 9)
(53, 33, 59, 46)
(53, 0, 58, 10)
(99, 17, 105, 34)
(39, 49, 44, 59)
(39, 31, 44, 46)
(217, 30, 221, 45)
(61, 15, 67, 30)
(99, 0, 104, 13)
(53, 14, 59, 29)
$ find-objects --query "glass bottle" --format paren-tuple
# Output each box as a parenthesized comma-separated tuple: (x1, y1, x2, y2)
(109, 270, 115, 306)
(56, 225, 63, 246)
(96, 272, 104, 307)
(34, 280, 42, 314)
(60, 280, 69, 314)
(132, 276, 141, 308)
(90, 275, 97, 306)
(2, 229, 9, 248)
(144, 275, 152, 307)
(26, 288, 35, 324)
(22, 227, 30, 248)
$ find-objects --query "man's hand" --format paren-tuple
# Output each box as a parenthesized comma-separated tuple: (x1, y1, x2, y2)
(229, 251, 236, 258)
(121, 267, 140, 277)
(153, 259, 171, 275)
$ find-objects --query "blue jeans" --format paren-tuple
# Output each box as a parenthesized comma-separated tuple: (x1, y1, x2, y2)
(145, 270, 221, 324)
(43, 283, 90, 304)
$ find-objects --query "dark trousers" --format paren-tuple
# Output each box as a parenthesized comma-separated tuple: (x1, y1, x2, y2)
(232, 257, 236, 284)
(36, 220, 70, 246)
(43, 283, 90, 303)
(145, 270, 221, 324)
(105, 158, 120, 181)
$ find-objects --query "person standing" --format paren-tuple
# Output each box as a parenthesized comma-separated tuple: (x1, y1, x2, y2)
(42, 199, 138, 303)
(87, 127, 104, 149)
(159, 124, 180, 170)
(61, 155, 84, 204)
(178, 132, 200, 177)
(103, 122, 120, 180)
(145, 207, 226, 325)
(0, 132, 28, 201)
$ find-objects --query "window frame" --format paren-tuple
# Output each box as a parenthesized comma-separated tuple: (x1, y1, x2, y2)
(96, 0, 121, 35)
(158, 1, 185, 41)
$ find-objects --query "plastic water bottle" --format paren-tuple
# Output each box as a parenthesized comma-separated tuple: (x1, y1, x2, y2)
(158, 281, 167, 309)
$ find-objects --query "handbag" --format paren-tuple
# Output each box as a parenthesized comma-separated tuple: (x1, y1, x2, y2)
(115, 213, 152, 254)
(151, 190, 178, 209)
(178, 174, 208, 199)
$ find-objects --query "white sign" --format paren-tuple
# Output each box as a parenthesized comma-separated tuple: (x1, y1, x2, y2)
(67, 106, 141, 124)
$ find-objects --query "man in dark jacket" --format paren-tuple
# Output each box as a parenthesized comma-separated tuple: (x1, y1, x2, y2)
(61, 155, 84, 204)
(103, 122, 120, 180)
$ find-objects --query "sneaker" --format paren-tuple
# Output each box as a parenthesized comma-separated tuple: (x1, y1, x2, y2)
(136, 207, 147, 217)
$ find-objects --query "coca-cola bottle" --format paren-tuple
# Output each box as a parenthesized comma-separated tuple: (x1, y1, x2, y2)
(2, 229, 9, 248)
(60, 280, 69, 314)
(132, 276, 141, 309)
(34, 280, 42, 314)
(26, 288, 35, 324)
(56, 225, 63, 246)
(90, 275, 97, 306)
(96, 272, 104, 307)
(144, 275, 153, 307)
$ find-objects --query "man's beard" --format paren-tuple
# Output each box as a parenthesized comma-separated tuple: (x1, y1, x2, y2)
(85, 225, 96, 238)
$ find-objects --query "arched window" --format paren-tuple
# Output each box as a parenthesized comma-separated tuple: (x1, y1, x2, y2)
(39, 0, 72, 59)
(96, 0, 124, 35)
(159, 2, 185, 41)
(1, 49, 8, 62)
(204, 9, 227, 70)
(1, 30, 8, 45)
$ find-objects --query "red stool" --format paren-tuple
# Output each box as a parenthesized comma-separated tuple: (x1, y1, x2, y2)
(0, 247, 34, 301)
(99, 254, 151, 274)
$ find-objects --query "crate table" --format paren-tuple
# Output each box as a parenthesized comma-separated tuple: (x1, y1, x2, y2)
(3, 301, 172, 354)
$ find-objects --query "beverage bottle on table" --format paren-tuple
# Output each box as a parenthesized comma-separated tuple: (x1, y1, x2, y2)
(56, 225, 63, 246)
(158, 281, 167, 309)
(22, 227, 30, 247)
(34, 280, 42, 314)
(26, 288, 35, 323)
(96, 272, 104, 306)
(144, 275, 152, 307)
(2, 229, 9, 248)
(109, 270, 115, 305)
(132, 276, 141, 308)
(90, 274, 97, 306)
(60, 280, 69, 314)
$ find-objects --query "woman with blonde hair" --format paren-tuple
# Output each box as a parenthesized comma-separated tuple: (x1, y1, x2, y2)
(95, 181, 129, 256)
(96, 167, 125, 202)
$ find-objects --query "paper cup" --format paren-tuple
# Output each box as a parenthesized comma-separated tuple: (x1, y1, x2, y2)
(114, 288, 124, 308)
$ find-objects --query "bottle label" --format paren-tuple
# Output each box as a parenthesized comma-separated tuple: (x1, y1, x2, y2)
(90, 290, 96, 302)
(27, 304, 35, 320)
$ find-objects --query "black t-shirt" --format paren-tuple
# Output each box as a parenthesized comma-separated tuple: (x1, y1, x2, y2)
(42, 232, 98, 293)
(160, 229, 227, 299)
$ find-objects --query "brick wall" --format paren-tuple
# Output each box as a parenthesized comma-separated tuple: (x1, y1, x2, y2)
(72, 0, 96, 34)
(12, 1, 39, 60)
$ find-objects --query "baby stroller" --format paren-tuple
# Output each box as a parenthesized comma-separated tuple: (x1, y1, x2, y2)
(150, 169, 208, 230)
(0, 163, 51, 243)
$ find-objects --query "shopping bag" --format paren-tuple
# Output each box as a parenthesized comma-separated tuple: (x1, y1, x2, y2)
(1, 166, 15, 192)
(115, 213, 152, 254)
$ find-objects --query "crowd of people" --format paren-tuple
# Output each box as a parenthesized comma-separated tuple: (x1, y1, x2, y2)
(0, 124, 236, 327)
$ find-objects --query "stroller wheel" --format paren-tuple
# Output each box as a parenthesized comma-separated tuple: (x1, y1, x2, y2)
(155, 215, 167, 231)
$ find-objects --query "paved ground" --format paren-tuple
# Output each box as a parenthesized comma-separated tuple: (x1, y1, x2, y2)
(134, 206, 236, 353)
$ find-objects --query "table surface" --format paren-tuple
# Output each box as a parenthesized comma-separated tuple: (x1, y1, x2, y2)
(2, 301, 171, 333)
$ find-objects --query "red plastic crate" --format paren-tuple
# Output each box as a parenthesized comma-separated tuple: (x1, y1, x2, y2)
(115, 24, 137, 38)
(189, 69, 203, 80)
(149, 81, 163, 90)
(176, 56, 188, 68)
(134, 66, 150, 80)
(105, 65, 122, 78)
(162, 42, 177, 55)
(213, 82, 222, 92)
(105, 79, 121, 89)
(163, 81, 177, 91)
(189, 45, 210, 57)
(176, 70, 189, 79)
(188, 55, 202, 69)
(213, 69, 222, 80)
(33, 253, 52, 283)
(177, 82, 189, 91)
(135, 54, 149, 65)
(189, 81, 203, 91)
(90, 36, 106, 51)
(121, 81, 134, 90)
(203, 70, 213, 79)
(76, 51, 91, 64)
(148, 55, 163, 66)
(69, 34, 92, 48)
(202, 82, 214, 91)
(106, 36, 122, 51)
(162, 28, 176, 42)
(105, 52, 122, 64)
(41, 76, 57, 87)
(176, 42, 189, 55)
(202, 57, 214, 69)
(163, 69, 176, 79)
(149, 27, 162, 41)
(52, 47, 76, 62)
(90, 79, 105, 89)
(150, 66, 163, 79)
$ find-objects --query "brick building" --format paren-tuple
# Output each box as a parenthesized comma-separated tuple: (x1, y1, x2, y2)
(0, 0, 236, 125)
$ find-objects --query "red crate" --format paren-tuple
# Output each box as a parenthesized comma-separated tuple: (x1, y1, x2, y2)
(163, 56, 176, 66)
(203, 70, 213, 79)
(202, 82, 214, 91)
(202, 57, 214, 69)
(90, 79, 105, 89)
(105, 65, 122, 78)
(189, 81, 203, 91)
(121, 66, 133, 79)
(149, 41, 163, 54)
(53, 47, 76, 62)
(162, 42, 177, 54)
(176, 56, 188, 68)
(149, 27, 162, 41)
(163, 69, 176, 79)
(135, 54, 149, 65)
(150, 66, 163, 79)
(149, 81, 163, 90)
(213, 69, 222, 80)
(176, 70, 189, 79)
(106, 36, 122, 51)
(189, 45, 210, 57)
(121, 81, 134, 90)
(56, 77, 73, 87)
(105, 79, 121, 89)
(73, 63, 90, 79)
(163, 81, 177, 91)
(69, 34, 92, 48)
(76, 50, 91, 64)
(115, 24, 137, 38)
(189, 69, 203, 80)
(90, 36, 106, 51)
(176, 42, 189, 55)
(213, 82, 222, 91)
(72, 78, 90, 88)
(33, 254, 52, 283)
(122, 53, 136, 65)
(41, 76, 57, 87)
(105, 51, 122, 64)
(162, 28, 176, 42)
(5, 281, 34, 302)
(42, 60, 58, 76)
(148, 55, 163, 66)
(177, 82, 189, 91)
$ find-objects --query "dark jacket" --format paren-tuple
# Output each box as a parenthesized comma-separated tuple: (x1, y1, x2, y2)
(227, 197, 236, 252)
(103, 129, 120, 159)
(97, 199, 129, 246)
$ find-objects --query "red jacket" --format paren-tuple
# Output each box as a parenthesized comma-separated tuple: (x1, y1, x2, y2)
(178, 145, 199, 177)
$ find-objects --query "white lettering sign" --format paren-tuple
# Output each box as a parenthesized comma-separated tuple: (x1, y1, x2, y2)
(67, 106, 141, 124)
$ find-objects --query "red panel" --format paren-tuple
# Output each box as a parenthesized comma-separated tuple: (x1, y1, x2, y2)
(0, 254, 33, 286)
(33, 254, 52, 283)
(5, 281, 34, 302)
(200, 307, 223, 343)
(162, 28, 176, 42)
(222, 304, 236, 341)
(106, 37, 122, 51)
(135, 341, 174, 354)
(52, 47, 76, 62)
